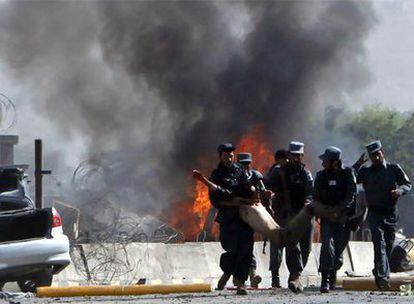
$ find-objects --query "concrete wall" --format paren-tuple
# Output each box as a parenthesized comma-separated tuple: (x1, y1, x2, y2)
(52, 241, 374, 288)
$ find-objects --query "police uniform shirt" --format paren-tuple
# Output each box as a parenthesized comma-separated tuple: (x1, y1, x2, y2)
(264, 163, 313, 215)
(209, 162, 243, 223)
(357, 161, 411, 212)
(284, 163, 313, 213)
(313, 167, 356, 209)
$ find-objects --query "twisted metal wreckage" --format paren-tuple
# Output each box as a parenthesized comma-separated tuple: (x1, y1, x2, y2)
(52, 160, 184, 285)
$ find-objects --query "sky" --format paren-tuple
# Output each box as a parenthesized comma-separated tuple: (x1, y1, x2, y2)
(361, 0, 414, 111)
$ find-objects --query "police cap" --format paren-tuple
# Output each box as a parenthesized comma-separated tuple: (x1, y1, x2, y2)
(237, 152, 252, 164)
(217, 143, 236, 153)
(366, 140, 382, 154)
(289, 141, 305, 154)
(319, 146, 342, 161)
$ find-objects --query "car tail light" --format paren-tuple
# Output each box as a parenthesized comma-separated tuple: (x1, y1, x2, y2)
(52, 208, 63, 228)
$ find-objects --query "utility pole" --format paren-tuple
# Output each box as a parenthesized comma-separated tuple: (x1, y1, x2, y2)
(34, 139, 51, 209)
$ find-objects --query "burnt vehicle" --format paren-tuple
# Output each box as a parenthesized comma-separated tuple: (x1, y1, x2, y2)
(0, 166, 71, 292)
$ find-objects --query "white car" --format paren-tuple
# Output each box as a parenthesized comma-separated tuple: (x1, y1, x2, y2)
(0, 166, 71, 292)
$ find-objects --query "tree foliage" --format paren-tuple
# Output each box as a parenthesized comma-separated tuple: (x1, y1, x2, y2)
(344, 105, 413, 177)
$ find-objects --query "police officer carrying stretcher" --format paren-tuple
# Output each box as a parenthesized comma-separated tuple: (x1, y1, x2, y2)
(313, 146, 357, 293)
(208, 143, 256, 295)
(264, 141, 314, 293)
(214, 152, 269, 289)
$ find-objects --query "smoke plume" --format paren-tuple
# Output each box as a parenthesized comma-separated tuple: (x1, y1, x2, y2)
(0, 1, 376, 215)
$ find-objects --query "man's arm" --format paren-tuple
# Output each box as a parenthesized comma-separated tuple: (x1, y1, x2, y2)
(394, 164, 412, 195)
(353, 152, 368, 172)
(312, 171, 321, 203)
(253, 170, 266, 192)
(304, 170, 313, 204)
(340, 168, 357, 210)
(355, 167, 365, 185)
(207, 170, 258, 208)
(208, 170, 233, 209)
(263, 165, 282, 193)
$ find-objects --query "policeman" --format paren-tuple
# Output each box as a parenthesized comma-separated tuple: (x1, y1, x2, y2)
(209, 143, 255, 295)
(356, 140, 411, 290)
(236, 152, 272, 288)
(314, 146, 356, 293)
(264, 149, 288, 289)
(264, 142, 314, 293)
(267, 150, 289, 176)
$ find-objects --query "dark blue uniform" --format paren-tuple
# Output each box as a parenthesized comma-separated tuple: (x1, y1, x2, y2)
(264, 163, 314, 279)
(242, 168, 265, 270)
(209, 162, 254, 283)
(357, 161, 411, 280)
(313, 166, 356, 273)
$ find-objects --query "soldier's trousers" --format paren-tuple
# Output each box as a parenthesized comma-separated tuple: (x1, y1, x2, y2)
(269, 218, 314, 275)
(368, 210, 397, 279)
(219, 221, 254, 282)
(319, 219, 350, 273)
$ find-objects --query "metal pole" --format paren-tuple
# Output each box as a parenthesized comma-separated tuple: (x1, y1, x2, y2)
(35, 139, 52, 209)
(35, 139, 42, 209)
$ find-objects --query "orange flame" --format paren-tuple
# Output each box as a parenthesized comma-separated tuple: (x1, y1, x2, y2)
(192, 181, 210, 228)
(237, 125, 273, 173)
(167, 124, 274, 241)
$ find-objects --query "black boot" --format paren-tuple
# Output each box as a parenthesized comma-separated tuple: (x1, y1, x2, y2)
(320, 272, 329, 293)
(249, 267, 262, 288)
(375, 277, 390, 291)
(329, 271, 337, 291)
(288, 272, 303, 293)
(234, 278, 248, 295)
(217, 273, 231, 290)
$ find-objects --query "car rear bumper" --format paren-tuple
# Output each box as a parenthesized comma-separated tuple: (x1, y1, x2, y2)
(0, 233, 71, 275)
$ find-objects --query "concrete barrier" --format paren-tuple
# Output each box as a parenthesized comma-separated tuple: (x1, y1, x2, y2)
(347, 241, 374, 276)
(51, 241, 375, 288)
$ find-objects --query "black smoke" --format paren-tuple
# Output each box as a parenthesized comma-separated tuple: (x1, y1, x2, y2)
(0, 1, 376, 215)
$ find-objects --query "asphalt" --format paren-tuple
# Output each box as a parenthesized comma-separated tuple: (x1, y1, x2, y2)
(2, 289, 414, 304)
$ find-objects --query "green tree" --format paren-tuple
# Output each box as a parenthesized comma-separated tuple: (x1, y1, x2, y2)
(344, 105, 412, 175)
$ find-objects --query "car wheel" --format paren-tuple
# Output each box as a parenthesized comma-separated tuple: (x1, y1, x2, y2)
(17, 279, 36, 293)
(18, 267, 53, 292)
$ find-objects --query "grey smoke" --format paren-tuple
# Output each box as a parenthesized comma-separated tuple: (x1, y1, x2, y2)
(0, 1, 376, 217)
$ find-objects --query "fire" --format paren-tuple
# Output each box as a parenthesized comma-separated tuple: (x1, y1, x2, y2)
(164, 163, 215, 241)
(192, 181, 210, 227)
(165, 124, 320, 243)
(166, 124, 274, 241)
(237, 125, 273, 173)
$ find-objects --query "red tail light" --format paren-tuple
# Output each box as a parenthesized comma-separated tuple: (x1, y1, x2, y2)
(52, 208, 62, 228)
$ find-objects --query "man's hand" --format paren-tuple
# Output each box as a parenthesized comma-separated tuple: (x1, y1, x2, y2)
(391, 189, 402, 200)
(262, 190, 274, 200)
